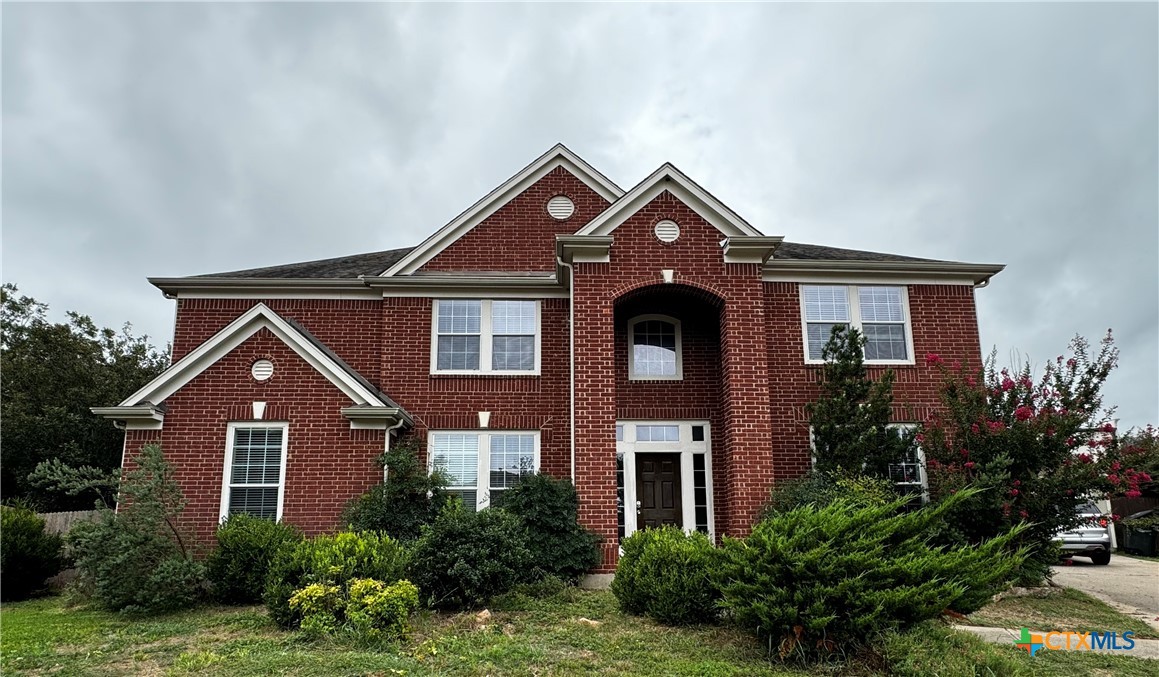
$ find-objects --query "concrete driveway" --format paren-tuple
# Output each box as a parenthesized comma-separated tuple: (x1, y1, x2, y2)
(1052, 554, 1159, 628)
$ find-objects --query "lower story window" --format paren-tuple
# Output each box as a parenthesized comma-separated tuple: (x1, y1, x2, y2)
(888, 425, 927, 509)
(429, 430, 538, 511)
(220, 422, 287, 521)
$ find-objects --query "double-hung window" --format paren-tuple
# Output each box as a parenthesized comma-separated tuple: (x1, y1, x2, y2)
(220, 422, 288, 521)
(429, 431, 538, 511)
(628, 315, 682, 380)
(801, 285, 913, 364)
(887, 425, 927, 509)
(432, 300, 540, 374)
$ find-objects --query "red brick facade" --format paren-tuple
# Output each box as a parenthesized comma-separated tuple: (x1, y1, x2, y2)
(111, 156, 993, 573)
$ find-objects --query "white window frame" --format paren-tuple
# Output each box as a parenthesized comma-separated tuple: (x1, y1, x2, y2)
(616, 420, 714, 541)
(799, 285, 915, 366)
(627, 314, 683, 381)
(427, 430, 541, 511)
(430, 299, 542, 375)
(219, 421, 289, 523)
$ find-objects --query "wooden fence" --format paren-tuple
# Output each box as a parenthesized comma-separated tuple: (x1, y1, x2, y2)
(37, 510, 100, 535)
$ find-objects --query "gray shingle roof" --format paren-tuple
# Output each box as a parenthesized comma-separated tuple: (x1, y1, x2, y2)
(192, 241, 943, 280)
(197, 247, 415, 279)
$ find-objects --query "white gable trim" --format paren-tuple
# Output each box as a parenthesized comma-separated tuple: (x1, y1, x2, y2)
(116, 303, 387, 408)
(575, 163, 763, 238)
(382, 144, 624, 277)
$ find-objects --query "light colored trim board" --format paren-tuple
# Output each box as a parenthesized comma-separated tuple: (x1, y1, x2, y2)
(764, 259, 1004, 286)
(116, 303, 388, 409)
(798, 284, 916, 366)
(722, 236, 784, 264)
(384, 144, 624, 276)
(575, 163, 763, 238)
(617, 420, 714, 541)
(429, 299, 542, 376)
(627, 314, 684, 381)
(219, 421, 289, 523)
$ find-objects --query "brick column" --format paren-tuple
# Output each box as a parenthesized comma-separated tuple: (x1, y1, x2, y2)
(571, 264, 620, 571)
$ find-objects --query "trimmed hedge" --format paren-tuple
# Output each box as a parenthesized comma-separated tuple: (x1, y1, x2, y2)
(611, 526, 720, 625)
(206, 514, 301, 605)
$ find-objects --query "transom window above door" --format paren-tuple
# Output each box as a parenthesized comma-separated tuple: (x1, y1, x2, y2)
(628, 315, 682, 380)
(431, 300, 540, 374)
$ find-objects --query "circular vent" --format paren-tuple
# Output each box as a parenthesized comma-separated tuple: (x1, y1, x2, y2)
(251, 359, 274, 381)
(547, 195, 575, 220)
(654, 219, 680, 243)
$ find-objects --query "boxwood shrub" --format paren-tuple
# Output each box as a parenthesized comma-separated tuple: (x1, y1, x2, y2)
(206, 514, 301, 605)
(611, 526, 720, 625)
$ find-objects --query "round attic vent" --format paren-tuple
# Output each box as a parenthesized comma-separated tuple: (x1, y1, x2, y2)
(654, 219, 680, 243)
(251, 359, 274, 381)
(547, 195, 575, 220)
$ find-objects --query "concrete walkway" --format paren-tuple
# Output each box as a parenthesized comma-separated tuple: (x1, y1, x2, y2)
(953, 624, 1159, 659)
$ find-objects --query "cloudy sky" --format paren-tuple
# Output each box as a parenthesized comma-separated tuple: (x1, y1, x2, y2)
(3, 3, 1156, 428)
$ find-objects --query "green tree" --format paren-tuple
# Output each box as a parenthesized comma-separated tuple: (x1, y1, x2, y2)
(808, 325, 916, 480)
(1, 284, 168, 509)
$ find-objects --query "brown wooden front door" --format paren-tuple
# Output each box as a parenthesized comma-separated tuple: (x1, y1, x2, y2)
(636, 453, 682, 529)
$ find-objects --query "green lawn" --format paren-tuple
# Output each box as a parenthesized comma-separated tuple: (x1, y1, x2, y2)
(1, 590, 1154, 676)
(965, 587, 1159, 639)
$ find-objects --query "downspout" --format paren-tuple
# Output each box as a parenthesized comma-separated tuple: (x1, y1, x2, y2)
(383, 418, 407, 481)
(556, 255, 576, 482)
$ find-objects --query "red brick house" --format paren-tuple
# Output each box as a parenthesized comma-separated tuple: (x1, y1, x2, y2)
(94, 144, 1003, 573)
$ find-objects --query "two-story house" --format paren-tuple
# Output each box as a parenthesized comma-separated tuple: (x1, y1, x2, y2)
(94, 144, 1003, 574)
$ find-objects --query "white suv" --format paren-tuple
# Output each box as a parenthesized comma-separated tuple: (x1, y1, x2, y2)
(1053, 502, 1112, 565)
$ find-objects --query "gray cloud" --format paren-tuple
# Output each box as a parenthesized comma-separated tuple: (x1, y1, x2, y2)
(3, 3, 1155, 427)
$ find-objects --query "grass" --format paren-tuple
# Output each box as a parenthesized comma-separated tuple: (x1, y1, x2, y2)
(1, 590, 1154, 676)
(965, 587, 1159, 639)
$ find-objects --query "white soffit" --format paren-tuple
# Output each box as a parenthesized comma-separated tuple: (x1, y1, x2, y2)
(117, 303, 387, 408)
(575, 163, 763, 239)
(383, 144, 624, 277)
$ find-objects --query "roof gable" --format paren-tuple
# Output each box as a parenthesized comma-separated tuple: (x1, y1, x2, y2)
(382, 144, 624, 276)
(575, 163, 763, 239)
(115, 304, 395, 410)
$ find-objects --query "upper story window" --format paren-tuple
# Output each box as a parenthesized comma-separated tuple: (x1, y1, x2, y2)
(800, 285, 913, 364)
(432, 300, 540, 374)
(628, 314, 682, 380)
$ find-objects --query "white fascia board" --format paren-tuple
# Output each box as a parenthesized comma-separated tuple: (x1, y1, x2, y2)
(382, 144, 624, 277)
(149, 277, 378, 300)
(116, 303, 386, 408)
(575, 163, 763, 238)
(762, 260, 1005, 286)
(364, 274, 568, 298)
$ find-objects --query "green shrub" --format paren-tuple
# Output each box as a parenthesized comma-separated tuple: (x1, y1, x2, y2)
(67, 444, 206, 613)
(408, 501, 531, 610)
(343, 438, 450, 541)
(289, 578, 420, 642)
(762, 470, 897, 517)
(264, 531, 407, 629)
(611, 526, 720, 625)
(0, 504, 64, 601)
(206, 514, 301, 605)
(716, 489, 1027, 659)
(492, 474, 600, 581)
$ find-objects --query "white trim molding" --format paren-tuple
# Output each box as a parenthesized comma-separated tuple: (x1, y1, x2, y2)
(627, 314, 683, 381)
(219, 421, 289, 522)
(616, 420, 714, 541)
(383, 144, 623, 276)
(765, 259, 1005, 286)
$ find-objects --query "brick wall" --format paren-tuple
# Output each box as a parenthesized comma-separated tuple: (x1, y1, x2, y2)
(420, 166, 613, 273)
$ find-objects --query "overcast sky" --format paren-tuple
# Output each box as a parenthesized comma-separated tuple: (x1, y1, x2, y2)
(3, 3, 1156, 429)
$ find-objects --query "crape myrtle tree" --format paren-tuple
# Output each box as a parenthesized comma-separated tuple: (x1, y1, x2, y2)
(808, 325, 917, 487)
(1, 284, 168, 509)
(920, 331, 1149, 582)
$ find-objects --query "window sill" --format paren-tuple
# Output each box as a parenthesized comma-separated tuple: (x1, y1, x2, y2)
(430, 371, 541, 378)
(627, 375, 684, 382)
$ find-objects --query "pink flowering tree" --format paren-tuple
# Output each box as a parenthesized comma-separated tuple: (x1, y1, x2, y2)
(920, 332, 1150, 583)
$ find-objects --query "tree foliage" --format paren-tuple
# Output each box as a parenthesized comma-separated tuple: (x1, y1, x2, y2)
(1, 284, 168, 509)
(343, 436, 451, 541)
(808, 325, 916, 479)
(920, 332, 1144, 583)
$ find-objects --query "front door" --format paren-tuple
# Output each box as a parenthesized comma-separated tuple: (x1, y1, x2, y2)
(635, 453, 682, 529)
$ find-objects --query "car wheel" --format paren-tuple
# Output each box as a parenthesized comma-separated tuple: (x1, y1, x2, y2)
(1090, 551, 1111, 565)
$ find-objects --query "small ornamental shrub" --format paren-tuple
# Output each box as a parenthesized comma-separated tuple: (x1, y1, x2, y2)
(0, 504, 64, 601)
(264, 531, 408, 629)
(206, 514, 301, 604)
(762, 470, 897, 517)
(492, 474, 600, 581)
(343, 438, 450, 541)
(67, 444, 206, 613)
(289, 583, 343, 635)
(289, 578, 420, 642)
(408, 500, 531, 610)
(611, 526, 720, 625)
(715, 489, 1027, 660)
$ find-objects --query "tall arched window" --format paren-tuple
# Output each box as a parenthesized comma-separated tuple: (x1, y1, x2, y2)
(628, 315, 682, 380)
